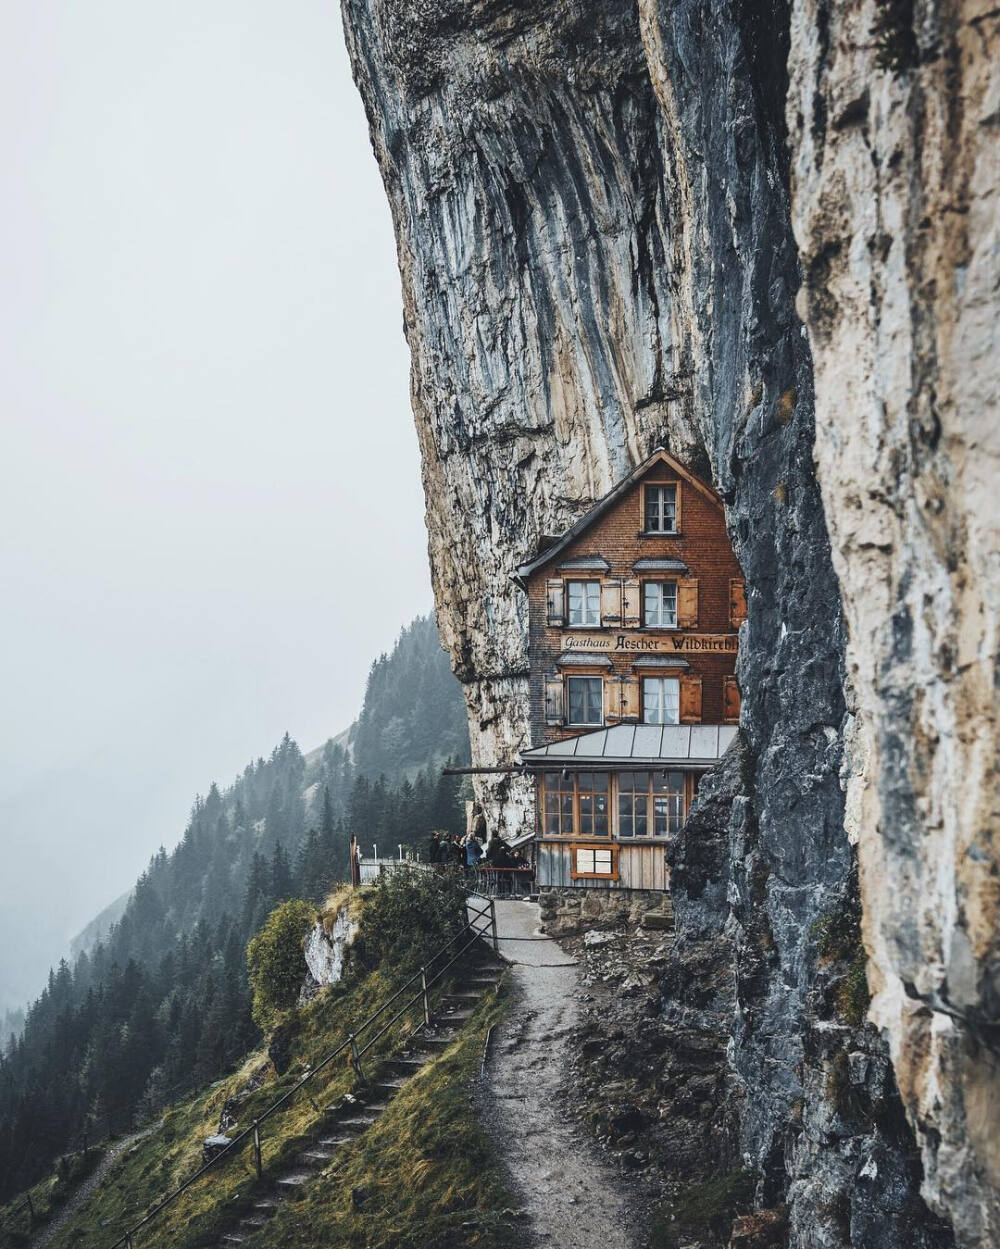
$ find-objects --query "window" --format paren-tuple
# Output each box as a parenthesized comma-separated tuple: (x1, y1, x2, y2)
(643, 580, 677, 627)
(644, 484, 678, 533)
(574, 846, 614, 876)
(541, 772, 610, 838)
(576, 771, 610, 837)
(618, 771, 649, 838)
(617, 770, 686, 837)
(542, 772, 575, 837)
(566, 580, 601, 626)
(652, 771, 686, 835)
(567, 676, 603, 725)
(642, 677, 680, 725)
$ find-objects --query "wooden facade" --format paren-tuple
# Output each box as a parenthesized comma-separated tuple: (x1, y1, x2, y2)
(515, 449, 743, 891)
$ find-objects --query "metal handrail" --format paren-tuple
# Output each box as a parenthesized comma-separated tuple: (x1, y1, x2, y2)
(107, 898, 498, 1249)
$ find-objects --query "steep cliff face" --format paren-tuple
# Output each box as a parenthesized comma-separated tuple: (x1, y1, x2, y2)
(786, 4, 999, 1243)
(340, 1, 996, 1245)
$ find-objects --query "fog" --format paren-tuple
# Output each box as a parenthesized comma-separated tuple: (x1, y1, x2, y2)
(0, 3, 429, 1010)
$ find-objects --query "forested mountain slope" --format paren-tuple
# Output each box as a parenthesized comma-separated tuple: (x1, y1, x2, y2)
(0, 613, 469, 1202)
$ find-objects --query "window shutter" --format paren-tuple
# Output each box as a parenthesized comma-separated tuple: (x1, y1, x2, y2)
(622, 578, 641, 628)
(729, 578, 747, 628)
(600, 579, 622, 626)
(723, 676, 741, 723)
(679, 674, 703, 723)
(544, 676, 564, 725)
(677, 577, 699, 629)
(546, 579, 565, 627)
(620, 675, 641, 721)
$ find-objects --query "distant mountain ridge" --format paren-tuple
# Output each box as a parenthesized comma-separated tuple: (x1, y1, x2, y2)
(0, 613, 470, 1201)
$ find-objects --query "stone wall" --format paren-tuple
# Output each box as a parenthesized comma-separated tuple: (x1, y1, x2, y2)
(539, 886, 671, 938)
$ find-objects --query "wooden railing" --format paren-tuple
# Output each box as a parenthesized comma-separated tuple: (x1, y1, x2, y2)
(106, 895, 499, 1249)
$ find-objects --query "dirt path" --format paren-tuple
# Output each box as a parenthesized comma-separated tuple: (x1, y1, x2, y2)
(30, 1124, 159, 1249)
(477, 900, 641, 1249)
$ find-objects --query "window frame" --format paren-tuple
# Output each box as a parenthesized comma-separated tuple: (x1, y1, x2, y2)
(570, 841, 619, 880)
(566, 675, 604, 727)
(642, 579, 679, 629)
(539, 772, 611, 840)
(615, 769, 688, 839)
(641, 676, 681, 725)
(565, 579, 602, 627)
(642, 482, 680, 535)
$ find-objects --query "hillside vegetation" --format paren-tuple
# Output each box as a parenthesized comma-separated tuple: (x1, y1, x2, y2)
(0, 614, 470, 1203)
(0, 875, 512, 1249)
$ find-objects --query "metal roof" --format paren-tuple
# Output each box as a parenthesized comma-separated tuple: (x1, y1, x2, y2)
(556, 652, 613, 668)
(556, 555, 611, 572)
(632, 557, 689, 572)
(518, 723, 738, 766)
(513, 449, 723, 584)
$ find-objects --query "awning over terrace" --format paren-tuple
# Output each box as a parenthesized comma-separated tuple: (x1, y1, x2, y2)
(518, 723, 738, 768)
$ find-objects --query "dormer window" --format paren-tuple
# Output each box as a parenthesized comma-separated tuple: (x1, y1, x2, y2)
(566, 580, 600, 626)
(644, 484, 678, 533)
(643, 580, 677, 628)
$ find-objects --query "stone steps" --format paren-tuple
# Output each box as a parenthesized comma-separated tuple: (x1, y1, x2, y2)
(205, 959, 504, 1248)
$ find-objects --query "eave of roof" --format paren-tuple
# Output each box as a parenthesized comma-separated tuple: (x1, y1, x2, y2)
(518, 723, 738, 766)
(513, 448, 723, 585)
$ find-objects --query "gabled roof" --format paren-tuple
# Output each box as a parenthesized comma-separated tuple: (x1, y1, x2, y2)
(513, 448, 722, 584)
(518, 723, 738, 767)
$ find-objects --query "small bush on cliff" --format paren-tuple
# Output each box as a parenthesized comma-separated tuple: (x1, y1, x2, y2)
(246, 899, 315, 1030)
(356, 869, 467, 972)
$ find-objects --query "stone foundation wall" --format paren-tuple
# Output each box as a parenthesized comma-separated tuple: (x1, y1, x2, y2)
(539, 886, 672, 938)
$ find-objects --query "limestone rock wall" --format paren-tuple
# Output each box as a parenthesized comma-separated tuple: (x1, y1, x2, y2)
(787, 3, 999, 1242)
(340, 0, 995, 1243)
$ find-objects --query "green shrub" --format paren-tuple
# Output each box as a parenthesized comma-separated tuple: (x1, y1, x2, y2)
(357, 869, 467, 972)
(837, 954, 871, 1027)
(246, 899, 316, 1030)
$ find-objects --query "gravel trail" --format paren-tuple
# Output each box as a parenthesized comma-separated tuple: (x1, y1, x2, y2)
(30, 1123, 159, 1249)
(477, 900, 639, 1249)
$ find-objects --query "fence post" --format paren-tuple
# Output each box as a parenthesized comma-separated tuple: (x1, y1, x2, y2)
(26, 1194, 34, 1226)
(253, 1120, 262, 1180)
(125, 1233, 133, 1249)
(489, 899, 499, 956)
(421, 967, 430, 1025)
(350, 1033, 366, 1084)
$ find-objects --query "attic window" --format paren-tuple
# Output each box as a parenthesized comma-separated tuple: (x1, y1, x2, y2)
(644, 484, 678, 533)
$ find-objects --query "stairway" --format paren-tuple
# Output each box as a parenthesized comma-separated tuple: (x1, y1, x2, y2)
(209, 953, 505, 1247)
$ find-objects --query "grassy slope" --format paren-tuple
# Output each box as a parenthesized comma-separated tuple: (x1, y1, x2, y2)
(1, 970, 514, 1249)
(251, 989, 517, 1249)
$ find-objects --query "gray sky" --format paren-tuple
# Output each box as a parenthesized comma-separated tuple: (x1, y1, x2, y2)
(0, 2, 430, 1009)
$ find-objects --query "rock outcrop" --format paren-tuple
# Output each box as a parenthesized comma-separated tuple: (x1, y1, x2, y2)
(787, 5, 999, 1243)
(340, 0, 997, 1244)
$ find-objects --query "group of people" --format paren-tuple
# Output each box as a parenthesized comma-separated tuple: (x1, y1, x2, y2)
(426, 829, 531, 876)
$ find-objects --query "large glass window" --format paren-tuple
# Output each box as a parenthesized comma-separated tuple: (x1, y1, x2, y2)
(616, 770, 686, 837)
(642, 677, 680, 725)
(643, 580, 678, 627)
(576, 771, 610, 837)
(541, 772, 610, 837)
(567, 676, 603, 725)
(652, 771, 686, 835)
(542, 772, 575, 836)
(618, 770, 649, 838)
(644, 484, 678, 533)
(567, 580, 601, 626)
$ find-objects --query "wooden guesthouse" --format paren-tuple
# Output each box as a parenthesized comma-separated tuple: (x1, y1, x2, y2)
(513, 449, 744, 891)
